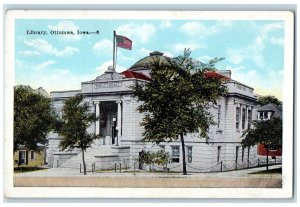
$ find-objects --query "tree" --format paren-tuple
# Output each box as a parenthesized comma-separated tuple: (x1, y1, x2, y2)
(241, 117, 282, 170)
(257, 95, 282, 107)
(57, 95, 100, 175)
(132, 49, 227, 175)
(14, 85, 56, 152)
(139, 150, 170, 171)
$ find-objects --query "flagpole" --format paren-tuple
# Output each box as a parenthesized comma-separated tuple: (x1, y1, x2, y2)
(113, 30, 116, 71)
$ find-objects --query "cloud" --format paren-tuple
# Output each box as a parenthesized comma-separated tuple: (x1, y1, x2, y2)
(181, 22, 218, 37)
(230, 67, 283, 100)
(139, 48, 152, 56)
(260, 22, 284, 46)
(93, 39, 113, 55)
(226, 22, 284, 67)
(197, 55, 214, 63)
(180, 21, 232, 37)
(117, 51, 136, 62)
(227, 35, 265, 67)
(48, 21, 81, 41)
(116, 23, 156, 44)
(270, 37, 284, 46)
(15, 60, 96, 92)
(24, 39, 79, 57)
(19, 50, 41, 57)
(219, 20, 233, 27)
(160, 20, 172, 29)
(57, 47, 79, 57)
(261, 22, 284, 36)
(95, 61, 127, 74)
(162, 51, 174, 58)
(225, 65, 245, 72)
(139, 48, 174, 58)
(171, 42, 203, 53)
(34, 60, 56, 71)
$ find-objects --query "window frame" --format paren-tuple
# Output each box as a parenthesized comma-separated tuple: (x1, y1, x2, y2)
(19, 150, 26, 164)
(242, 108, 246, 129)
(30, 150, 35, 160)
(248, 109, 252, 129)
(236, 107, 240, 130)
(217, 146, 221, 163)
(242, 147, 245, 162)
(217, 105, 221, 128)
(171, 145, 180, 163)
(259, 111, 269, 120)
(186, 146, 192, 163)
(236, 146, 240, 162)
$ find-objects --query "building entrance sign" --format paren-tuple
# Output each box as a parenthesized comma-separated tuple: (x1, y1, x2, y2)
(94, 82, 122, 89)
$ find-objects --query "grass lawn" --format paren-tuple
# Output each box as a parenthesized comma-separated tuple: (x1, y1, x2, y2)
(14, 166, 48, 174)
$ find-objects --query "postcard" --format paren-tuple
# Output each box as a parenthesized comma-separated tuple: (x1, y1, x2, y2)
(4, 10, 294, 198)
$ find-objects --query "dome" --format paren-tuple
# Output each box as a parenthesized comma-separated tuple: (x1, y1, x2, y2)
(129, 51, 172, 72)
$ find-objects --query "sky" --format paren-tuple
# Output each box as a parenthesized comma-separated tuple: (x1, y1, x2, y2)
(15, 19, 285, 99)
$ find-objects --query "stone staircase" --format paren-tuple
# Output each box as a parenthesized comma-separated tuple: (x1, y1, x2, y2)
(59, 141, 116, 169)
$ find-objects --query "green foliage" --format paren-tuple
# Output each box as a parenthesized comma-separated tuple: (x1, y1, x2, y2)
(241, 117, 282, 148)
(257, 95, 282, 107)
(57, 95, 100, 175)
(139, 150, 170, 166)
(58, 95, 100, 151)
(14, 85, 56, 152)
(132, 49, 227, 143)
(132, 49, 227, 175)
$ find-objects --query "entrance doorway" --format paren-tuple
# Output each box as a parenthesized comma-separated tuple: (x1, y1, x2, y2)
(100, 101, 118, 145)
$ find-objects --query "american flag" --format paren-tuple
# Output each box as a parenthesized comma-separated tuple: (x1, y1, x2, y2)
(116, 35, 132, 50)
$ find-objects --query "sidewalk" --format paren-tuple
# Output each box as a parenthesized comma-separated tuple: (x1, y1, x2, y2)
(14, 165, 282, 187)
(14, 164, 282, 178)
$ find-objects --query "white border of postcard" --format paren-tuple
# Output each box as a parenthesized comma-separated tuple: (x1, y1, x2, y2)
(4, 10, 294, 198)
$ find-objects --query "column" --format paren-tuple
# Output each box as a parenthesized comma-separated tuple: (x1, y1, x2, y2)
(116, 100, 122, 146)
(94, 101, 100, 135)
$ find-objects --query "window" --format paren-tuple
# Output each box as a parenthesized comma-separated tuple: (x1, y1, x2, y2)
(258, 111, 269, 120)
(235, 146, 239, 162)
(19, 150, 26, 164)
(242, 108, 246, 129)
(242, 147, 245, 162)
(171, 146, 180, 163)
(264, 112, 269, 119)
(247, 147, 250, 161)
(217, 146, 221, 163)
(30, 151, 35, 160)
(186, 146, 192, 163)
(217, 105, 221, 128)
(248, 109, 252, 128)
(236, 107, 240, 130)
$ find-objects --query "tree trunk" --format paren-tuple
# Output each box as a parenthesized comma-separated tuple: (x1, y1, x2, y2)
(82, 148, 86, 175)
(180, 133, 187, 175)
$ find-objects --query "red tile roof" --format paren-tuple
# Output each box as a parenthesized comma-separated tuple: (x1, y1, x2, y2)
(204, 71, 231, 81)
(121, 70, 230, 82)
(121, 70, 151, 81)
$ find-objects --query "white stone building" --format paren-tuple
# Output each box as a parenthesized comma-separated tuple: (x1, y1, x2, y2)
(46, 51, 258, 172)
